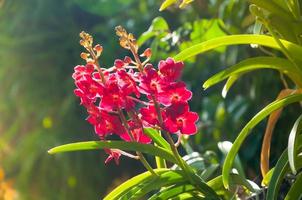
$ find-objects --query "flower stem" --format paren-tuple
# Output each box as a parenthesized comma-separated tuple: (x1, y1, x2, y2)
(88, 47, 106, 83)
(117, 109, 157, 176)
(151, 95, 197, 186)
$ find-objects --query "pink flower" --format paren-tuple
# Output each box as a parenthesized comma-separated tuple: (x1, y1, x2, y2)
(104, 149, 121, 165)
(72, 64, 94, 80)
(114, 59, 126, 69)
(163, 102, 199, 135)
(159, 58, 184, 81)
(139, 65, 166, 96)
(158, 82, 192, 106)
(117, 69, 140, 97)
(74, 78, 103, 105)
(140, 105, 160, 126)
(120, 121, 151, 143)
(94, 112, 126, 138)
(100, 75, 127, 110)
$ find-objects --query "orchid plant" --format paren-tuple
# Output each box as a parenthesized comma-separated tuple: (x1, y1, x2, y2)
(73, 27, 198, 168)
(49, 27, 222, 199)
(49, 0, 302, 199)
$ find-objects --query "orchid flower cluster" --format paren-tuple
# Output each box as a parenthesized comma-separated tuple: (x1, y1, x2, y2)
(72, 26, 199, 165)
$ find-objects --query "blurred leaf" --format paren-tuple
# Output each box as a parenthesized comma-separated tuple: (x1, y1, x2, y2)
(138, 17, 169, 46)
(208, 174, 260, 194)
(249, 0, 292, 21)
(179, 0, 194, 9)
(172, 152, 205, 171)
(284, 172, 302, 200)
(73, 0, 134, 16)
(218, 141, 245, 179)
(200, 164, 219, 181)
(159, 0, 177, 11)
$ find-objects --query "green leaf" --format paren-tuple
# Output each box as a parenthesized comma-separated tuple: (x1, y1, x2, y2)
(203, 57, 302, 89)
(173, 35, 302, 63)
(208, 174, 260, 193)
(218, 141, 245, 179)
(285, 172, 302, 200)
(171, 152, 205, 171)
(170, 191, 206, 200)
(249, 0, 293, 21)
(222, 94, 302, 189)
(48, 140, 177, 164)
(288, 115, 302, 174)
(200, 164, 219, 181)
(149, 184, 196, 200)
(264, 136, 302, 199)
(221, 75, 241, 98)
(159, 0, 177, 11)
(104, 169, 169, 200)
(126, 170, 187, 199)
(143, 128, 170, 150)
(105, 169, 218, 200)
(262, 168, 274, 186)
(266, 147, 302, 200)
(138, 17, 169, 46)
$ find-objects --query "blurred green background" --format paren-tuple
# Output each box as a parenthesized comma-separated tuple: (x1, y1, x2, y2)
(0, 0, 296, 199)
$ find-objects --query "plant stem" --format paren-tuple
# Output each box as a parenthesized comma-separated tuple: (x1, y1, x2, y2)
(117, 109, 157, 176)
(151, 95, 197, 185)
(154, 131, 167, 169)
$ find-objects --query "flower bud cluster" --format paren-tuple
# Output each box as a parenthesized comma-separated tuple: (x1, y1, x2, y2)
(73, 28, 199, 164)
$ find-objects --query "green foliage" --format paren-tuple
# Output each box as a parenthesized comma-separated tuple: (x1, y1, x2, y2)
(3, 0, 302, 199)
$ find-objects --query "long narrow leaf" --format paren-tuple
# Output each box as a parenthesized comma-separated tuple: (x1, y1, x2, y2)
(203, 57, 302, 89)
(261, 89, 302, 176)
(222, 94, 302, 189)
(222, 74, 241, 98)
(104, 169, 168, 200)
(149, 184, 196, 200)
(284, 172, 302, 200)
(266, 146, 302, 200)
(174, 35, 302, 63)
(127, 170, 187, 199)
(288, 114, 302, 174)
(143, 128, 170, 150)
(208, 174, 259, 193)
(170, 191, 205, 200)
(159, 0, 177, 11)
(48, 140, 177, 164)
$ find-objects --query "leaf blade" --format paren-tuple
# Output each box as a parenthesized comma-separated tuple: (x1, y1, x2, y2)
(48, 140, 177, 164)
(174, 35, 302, 63)
(288, 114, 302, 174)
(203, 57, 302, 89)
(222, 94, 302, 189)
